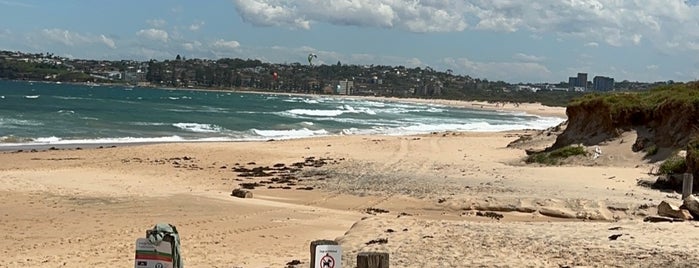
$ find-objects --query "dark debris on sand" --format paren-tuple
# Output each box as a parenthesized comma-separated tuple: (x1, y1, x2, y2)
(229, 156, 343, 191)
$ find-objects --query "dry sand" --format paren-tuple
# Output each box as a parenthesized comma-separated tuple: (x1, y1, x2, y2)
(0, 102, 696, 268)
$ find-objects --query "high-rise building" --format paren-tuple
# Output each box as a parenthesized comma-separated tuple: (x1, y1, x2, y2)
(593, 76, 615, 91)
(568, 77, 578, 89)
(576, 73, 588, 88)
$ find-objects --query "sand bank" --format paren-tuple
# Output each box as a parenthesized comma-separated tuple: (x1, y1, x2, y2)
(0, 129, 688, 267)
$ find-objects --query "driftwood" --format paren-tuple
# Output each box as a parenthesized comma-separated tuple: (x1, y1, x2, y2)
(231, 188, 253, 198)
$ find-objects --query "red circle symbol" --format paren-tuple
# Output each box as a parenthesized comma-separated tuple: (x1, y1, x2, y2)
(319, 253, 335, 268)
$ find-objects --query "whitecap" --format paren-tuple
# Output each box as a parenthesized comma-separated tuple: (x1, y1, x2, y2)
(172, 122, 223, 133)
(252, 128, 328, 138)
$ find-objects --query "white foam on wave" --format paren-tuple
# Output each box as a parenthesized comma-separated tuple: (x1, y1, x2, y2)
(381, 107, 444, 114)
(252, 128, 328, 138)
(288, 109, 344, 117)
(343, 116, 565, 136)
(286, 105, 376, 117)
(0, 135, 269, 147)
(173, 123, 223, 133)
(132, 122, 168, 126)
(0, 136, 188, 146)
(54, 96, 87, 100)
(0, 118, 43, 127)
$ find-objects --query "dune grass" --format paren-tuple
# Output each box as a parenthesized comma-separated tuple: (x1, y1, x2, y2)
(568, 82, 699, 120)
(526, 145, 588, 165)
(658, 156, 687, 175)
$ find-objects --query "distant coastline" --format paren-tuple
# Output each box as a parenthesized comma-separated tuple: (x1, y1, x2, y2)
(13, 78, 567, 118)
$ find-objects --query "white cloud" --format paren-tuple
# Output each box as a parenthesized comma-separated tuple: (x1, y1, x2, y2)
(40, 29, 89, 46)
(513, 53, 545, 62)
(232, 0, 699, 51)
(232, 0, 467, 32)
(585, 42, 599, 47)
(212, 39, 240, 50)
(443, 57, 552, 82)
(37, 29, 115, 49)
(0, 0, 35, 8)
(136, 28, 169, 42)
(646, 64, 659, 70)
(182, 41, 202, 51)
(99, 34, 116, 49)
(189, 21, 205, 31)
(146, 19, 167, 28)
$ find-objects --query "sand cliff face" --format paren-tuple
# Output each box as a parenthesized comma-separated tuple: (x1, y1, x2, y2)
(550, 95, 699, 151)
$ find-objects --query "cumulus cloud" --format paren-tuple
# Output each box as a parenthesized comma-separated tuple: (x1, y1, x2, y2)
(136, 28, 169, 42)
(513, 53, 545, 62)
(38, 29, 116, 49)
(232, 0, 699, 51)
(232, 0, 467, 32)
(584, 42, 599, 47)
(212, 39, 240, 50)
(182, 41, 203, 51)
(99, 34, 116, 49)
(40, 29, 89, 46)
(189, 21, 205, 31)
(146, 19, 167, 28)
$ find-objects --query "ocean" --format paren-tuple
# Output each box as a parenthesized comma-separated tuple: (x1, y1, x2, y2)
(0, 79, 564, 147)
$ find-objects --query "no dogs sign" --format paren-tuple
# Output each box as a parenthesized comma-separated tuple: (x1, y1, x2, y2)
(315, 245, 342, 268)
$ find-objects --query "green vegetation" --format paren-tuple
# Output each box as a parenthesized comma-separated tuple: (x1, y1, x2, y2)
(0, 60, 71, 80)
(658, 156, 687, 174)
(569, 82, 699, 120)
(645, 144, 659, 157)
(686, 135, 699, 172)
(526, 145, 588, 165)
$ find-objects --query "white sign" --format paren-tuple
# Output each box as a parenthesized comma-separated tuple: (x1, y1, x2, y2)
(315, 244, 342, 268)
(135, 238, 173, 268)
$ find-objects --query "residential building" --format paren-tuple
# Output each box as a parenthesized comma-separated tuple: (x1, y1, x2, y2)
(568, 77, 578, 89)
(576, 73, 588, 89)
(336, 80, 353, 95)
(593, 76, 615, 91)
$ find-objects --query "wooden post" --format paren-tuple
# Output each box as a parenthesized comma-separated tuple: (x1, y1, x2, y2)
(310, 240, 337, 268)
(357, 252, 389, 268)
(683, 173, 694, 199)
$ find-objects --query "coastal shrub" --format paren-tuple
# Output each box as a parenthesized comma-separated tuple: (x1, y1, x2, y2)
(686, 134, 699, 172)
(569, 82, 699, 125)
(645, 144, 659, 157)
(658, 156, 687, 175)
(526, 145, 588, 165)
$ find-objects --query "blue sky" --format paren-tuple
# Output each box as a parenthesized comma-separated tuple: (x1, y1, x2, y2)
(1, 0, 699, 83)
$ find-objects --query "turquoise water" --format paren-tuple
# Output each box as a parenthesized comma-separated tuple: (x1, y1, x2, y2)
(0, 80, 564, 146)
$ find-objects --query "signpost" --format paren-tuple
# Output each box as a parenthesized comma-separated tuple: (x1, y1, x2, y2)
(314, 244, 342, 268)
(135, 238, 173, 268)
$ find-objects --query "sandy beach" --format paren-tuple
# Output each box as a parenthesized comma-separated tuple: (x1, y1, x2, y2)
(1, 101, 697, 268)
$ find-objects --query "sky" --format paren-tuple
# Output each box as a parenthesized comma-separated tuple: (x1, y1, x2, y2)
(1, 0, 699, 83)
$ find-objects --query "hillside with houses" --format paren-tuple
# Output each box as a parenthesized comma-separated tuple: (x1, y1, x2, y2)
(0, 50, 677, 106)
